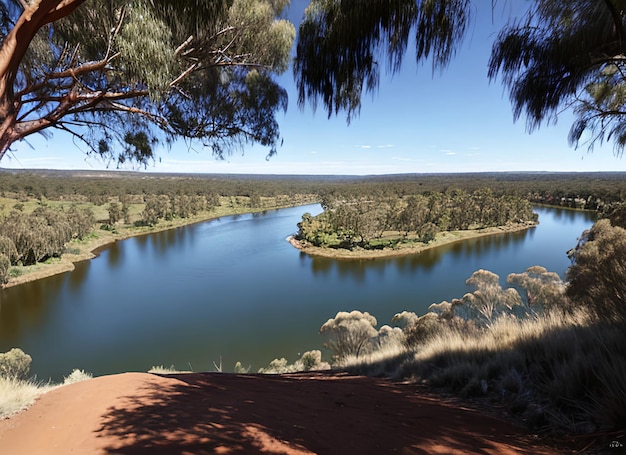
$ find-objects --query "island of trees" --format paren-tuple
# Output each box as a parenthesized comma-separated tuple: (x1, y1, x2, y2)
(294, 189, 537, 257)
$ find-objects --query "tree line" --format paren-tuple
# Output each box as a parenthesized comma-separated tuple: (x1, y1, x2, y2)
(297, 189, 537, 249)
(0, 205, 94, 283)
(3, 170, 626, 211)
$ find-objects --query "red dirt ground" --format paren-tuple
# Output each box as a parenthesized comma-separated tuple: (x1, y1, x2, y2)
(0, 371, 578, 454)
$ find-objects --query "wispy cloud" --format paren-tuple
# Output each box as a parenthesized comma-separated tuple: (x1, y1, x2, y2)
(355, 144, 394, 150)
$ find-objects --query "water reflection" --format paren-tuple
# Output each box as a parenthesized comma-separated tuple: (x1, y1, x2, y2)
(0, 275, 64, 342)
(106, 242, 122, 268)
(308, 228, 533, 280)
(67, 260, 90, 292)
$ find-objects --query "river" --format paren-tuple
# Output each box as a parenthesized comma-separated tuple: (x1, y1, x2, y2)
(0, 205, 595, 381)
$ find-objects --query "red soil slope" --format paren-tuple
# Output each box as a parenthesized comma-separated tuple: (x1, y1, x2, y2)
(0, 371, 572, 454)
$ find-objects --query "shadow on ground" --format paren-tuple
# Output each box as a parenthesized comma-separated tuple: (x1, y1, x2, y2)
(95, 371, 564, 455)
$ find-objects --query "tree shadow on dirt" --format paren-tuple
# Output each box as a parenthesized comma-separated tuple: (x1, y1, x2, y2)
(95, 371, 562, 454)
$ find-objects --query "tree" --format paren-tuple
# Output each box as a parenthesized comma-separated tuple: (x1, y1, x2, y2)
(108, 201, 121, 226)
(429, 269, 526, 326)
(488, 1, 626, 155)
(0, 0, 294, 166)
(294, 0, 471, 121)
(566, 219, 626, 323)
(0, 252, 10, 284)
(0, 348, 31, 380)
(295, 0, 626, 154)
(507, 265, 569, 311)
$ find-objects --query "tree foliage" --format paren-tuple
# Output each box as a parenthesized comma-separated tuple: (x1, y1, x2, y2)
(488, 0, 626, 155)
(0, 0, 294, 165)
(297, 189, 536, 249)
(295, 0, 626, 154)
(320, 310, 405, 362)
(320, 310, 379, 360)
(294, 0, 471, 120)
(0, 205, 94, 265)
(0, 348, 31, 380)
(567, 219, 626, 323)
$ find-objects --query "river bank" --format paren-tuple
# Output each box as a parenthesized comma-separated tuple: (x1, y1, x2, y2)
(288, 221, 538, 259)
(3, 201, 313, 289)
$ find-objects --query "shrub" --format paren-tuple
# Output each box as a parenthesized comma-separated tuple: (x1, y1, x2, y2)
(148, 365, 189, 374)
(63, 369, 93, 385)
(258, 350, 330, 374)
(566, 219, 626, 323)
(380, 309, 626, 434)
(0, 348, 32, 380)
(0, 253, 10, 285)
(403, 312, 444, 347)
(233, 362, 251, 374)
(0, 377, 51, 418)
(429, 269, 527, 326)
(320, 310, 378, 361)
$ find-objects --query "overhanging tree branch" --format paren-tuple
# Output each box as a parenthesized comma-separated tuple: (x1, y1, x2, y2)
(0, 0, 295, 164)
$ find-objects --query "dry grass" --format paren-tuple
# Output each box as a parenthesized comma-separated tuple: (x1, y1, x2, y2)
(0, 377, 53, 419)
(147, 365, 191, 374)
(341, 309, 626, 435)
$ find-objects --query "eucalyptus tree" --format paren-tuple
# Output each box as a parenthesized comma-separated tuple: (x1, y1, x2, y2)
(488, 0, 626, 155)
(294, 0, 471, 121)
(567, 219, 626, 323)
(107, 201, 121, 226)
(295, 0, 626, 154)
(320, 310, 379, 360)
(0, 0, 295, 166)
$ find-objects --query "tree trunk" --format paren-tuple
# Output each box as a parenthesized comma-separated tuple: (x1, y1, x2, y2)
(0, 0, 86, 160)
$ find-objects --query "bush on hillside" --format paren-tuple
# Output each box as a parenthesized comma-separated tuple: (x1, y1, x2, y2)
(258, 350, 330, 374)
(0, 348, 32, 380)
(567, 219, 626, 323)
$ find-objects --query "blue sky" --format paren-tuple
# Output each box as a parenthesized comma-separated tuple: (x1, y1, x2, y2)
(4, 1, 626, 175)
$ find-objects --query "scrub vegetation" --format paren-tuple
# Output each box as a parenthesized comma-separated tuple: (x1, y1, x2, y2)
(317, 230, 626, 436)
(0, 348, 92, 418)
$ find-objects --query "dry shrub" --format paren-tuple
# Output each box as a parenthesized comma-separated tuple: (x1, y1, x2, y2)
(567, 219, 626, 323)
(0, 348, 31, 380)
(63, 369, 93, 385)
(340, 343, 410, 377)
(258, 350, 330, 374)
(396, 309, 626, 434)
(0, 377, 52, 418)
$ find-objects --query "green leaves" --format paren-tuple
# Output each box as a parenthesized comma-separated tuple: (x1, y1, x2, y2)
(116, 3, 177, 95)
(488, 0, 626, 155)
(294, 0, 471, 121)
(1, 0, 295, 164)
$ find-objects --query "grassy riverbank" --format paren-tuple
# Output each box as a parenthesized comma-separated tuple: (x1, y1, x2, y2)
(3, 195, 316, 288)
(289, 221, 538, 259)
